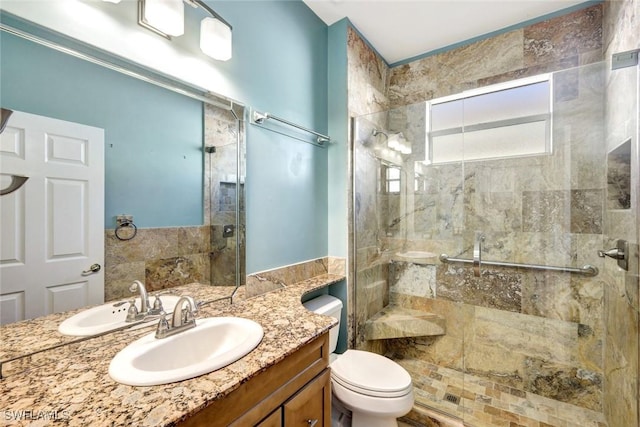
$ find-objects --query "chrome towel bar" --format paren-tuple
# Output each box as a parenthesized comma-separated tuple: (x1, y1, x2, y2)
(439, 254, 599, 277)
(251, 109, 331, 146)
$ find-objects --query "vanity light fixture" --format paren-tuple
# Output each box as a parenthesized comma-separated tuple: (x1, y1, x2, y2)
(103, 0, 233, 60)
(199, 15, 232, 61)
(187, 0, 233, 61)
(138, 0, 185, 38)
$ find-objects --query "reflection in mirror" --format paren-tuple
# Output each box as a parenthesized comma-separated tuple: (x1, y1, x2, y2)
(0, 17, 245, 363)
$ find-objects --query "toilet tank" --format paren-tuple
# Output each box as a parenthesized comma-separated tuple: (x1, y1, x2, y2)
(302, 295, 342, 354)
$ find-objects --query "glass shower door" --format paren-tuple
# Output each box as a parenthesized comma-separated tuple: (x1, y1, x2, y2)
(459, 61, 639, 427)
(353, 104, 469, 421)
(600, 58, 638, 427)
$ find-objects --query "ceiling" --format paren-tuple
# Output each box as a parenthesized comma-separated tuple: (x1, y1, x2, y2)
(302, 0, 589, 65)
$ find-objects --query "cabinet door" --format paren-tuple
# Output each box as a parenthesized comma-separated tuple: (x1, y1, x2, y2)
(257, 409, 282, 427)
(283, 369, 331, 427)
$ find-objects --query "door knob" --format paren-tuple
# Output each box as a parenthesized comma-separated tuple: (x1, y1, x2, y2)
(82, 263, 102, 276)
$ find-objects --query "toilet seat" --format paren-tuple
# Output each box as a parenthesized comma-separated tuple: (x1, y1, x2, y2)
(330, 350, 413, 398)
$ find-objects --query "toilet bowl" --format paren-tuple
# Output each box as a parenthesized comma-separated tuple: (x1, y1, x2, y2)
(331, 349, 414, 427)
(303, 295, 414, 427)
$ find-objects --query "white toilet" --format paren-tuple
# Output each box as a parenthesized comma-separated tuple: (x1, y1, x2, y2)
(303, 295, 414, 427)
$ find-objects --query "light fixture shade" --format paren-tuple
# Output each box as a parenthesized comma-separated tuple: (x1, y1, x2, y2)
(200, 17, 232, 61)
(102, 0, 122, 3)
(143, 0, 184, 37)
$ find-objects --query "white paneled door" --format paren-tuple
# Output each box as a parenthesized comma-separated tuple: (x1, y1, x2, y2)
(0, 111, 104, 324)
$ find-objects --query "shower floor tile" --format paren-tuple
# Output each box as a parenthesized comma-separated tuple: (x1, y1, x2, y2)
(397, 359, 608, 427)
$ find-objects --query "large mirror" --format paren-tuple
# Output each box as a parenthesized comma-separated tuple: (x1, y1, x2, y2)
(0, 13, 246, 364)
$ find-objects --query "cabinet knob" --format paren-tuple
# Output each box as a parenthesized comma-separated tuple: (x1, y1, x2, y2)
(306, 419, 318, 427)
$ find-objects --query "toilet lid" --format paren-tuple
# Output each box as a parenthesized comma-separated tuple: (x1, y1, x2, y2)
(330, 350, 412, 398)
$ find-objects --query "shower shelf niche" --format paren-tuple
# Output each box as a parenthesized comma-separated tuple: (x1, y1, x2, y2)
(364, 306, 446, 340)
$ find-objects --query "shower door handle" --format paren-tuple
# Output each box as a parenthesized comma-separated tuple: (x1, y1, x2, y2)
(597, 248, 624, 259)
(598, 239, 628, 271)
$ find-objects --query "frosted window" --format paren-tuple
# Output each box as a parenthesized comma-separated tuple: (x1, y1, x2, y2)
(388, 168, 400, 180)
(385, 166, 401, 194)
(427, 76, 551, 164)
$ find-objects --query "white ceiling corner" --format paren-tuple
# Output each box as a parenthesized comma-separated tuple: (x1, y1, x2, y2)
(302, 0, 589, 65)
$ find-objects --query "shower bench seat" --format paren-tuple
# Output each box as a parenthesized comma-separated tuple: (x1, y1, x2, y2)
(364, 306, 446, 340)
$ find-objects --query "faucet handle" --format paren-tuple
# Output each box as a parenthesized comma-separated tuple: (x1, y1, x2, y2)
(186, 305, 197, 323)
(179, 297, 199, 324)
(152, 294, 165, 312)
(155, 311, 170, 339)
(125, 299, 139, 322)
(192, 299, 201, 317)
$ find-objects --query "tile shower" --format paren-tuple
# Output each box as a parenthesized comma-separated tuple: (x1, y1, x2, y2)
(347, 3, 639, 426)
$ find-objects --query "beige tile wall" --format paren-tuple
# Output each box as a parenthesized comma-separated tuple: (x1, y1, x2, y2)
(347, 3, 637, 414)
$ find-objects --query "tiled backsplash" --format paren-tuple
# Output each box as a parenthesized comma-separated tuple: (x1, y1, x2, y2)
(246, 257, 346, 298)
(104, 226, 212, 301)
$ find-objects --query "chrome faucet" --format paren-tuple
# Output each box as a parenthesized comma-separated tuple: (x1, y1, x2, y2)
(155, 296, 199, 339)
(130, 280, 150, 311)
(125, 282, 171, 322)
(126, 280, 154, 322)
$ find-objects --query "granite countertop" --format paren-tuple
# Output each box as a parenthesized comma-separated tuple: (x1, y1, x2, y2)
(0, 274, 344, 426)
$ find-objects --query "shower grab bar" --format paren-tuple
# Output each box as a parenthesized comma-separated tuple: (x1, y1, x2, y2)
(251, 109, 331, 146)
(439, 254, 599, 277)
(473, 232, 484, 277)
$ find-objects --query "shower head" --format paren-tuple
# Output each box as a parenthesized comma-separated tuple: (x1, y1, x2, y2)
(373, 129, 405, 139)
(204, 146, 216, 153)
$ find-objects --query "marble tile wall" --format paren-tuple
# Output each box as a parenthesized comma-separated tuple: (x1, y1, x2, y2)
(245, 257, 346, 298)
(349, 2, 622, 416)
(602, 0, 640, 425)
(388, 5, 603, 109)
(103, 103, 244, 301)
(104, 226, 211, 301)
(348, 26, 392, 351)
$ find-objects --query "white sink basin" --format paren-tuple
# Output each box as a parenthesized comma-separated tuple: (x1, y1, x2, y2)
(58, 295, 182, 336)
(108, 317, 264, 386)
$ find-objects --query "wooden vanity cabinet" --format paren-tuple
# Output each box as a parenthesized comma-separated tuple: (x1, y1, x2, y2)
(281, 369, 330, 426)
(257, 369, 330, 427)
(180, 333, 331, 427)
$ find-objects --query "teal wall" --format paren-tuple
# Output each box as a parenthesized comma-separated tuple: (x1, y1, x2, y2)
(1, 31, 204, 228)
(1, 1, 329, 273)
(327, 19, 349, 258)
(205, 1, 329, 273)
